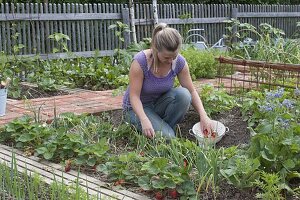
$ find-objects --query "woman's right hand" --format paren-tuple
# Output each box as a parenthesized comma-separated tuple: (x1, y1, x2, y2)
(140, 117, 155, 138)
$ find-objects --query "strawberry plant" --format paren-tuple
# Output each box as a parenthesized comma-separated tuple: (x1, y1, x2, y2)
(1, 117, 52, 148)
(97, 152, 146, 183)
(36, 130, 84, 161)
(75, 138, 109, 166)
(138, 157, 187, 191)
(200, 84, 236, 116)
(0, 116, 32, 142)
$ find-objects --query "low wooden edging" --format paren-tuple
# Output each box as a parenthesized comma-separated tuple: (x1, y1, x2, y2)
(0, 144, 150, 200)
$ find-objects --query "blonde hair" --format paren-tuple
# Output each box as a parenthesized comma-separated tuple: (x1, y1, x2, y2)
(151, 23, 182, 73)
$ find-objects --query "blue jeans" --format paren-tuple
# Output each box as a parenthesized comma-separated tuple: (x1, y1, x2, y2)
(124, 87, 192, 139)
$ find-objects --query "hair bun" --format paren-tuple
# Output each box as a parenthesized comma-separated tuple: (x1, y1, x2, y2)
(152, 23, 168, 38)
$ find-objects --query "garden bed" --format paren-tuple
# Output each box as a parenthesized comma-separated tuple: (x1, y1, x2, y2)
(79, 107, 257, 200)
(1, 93, 299, 200)
(8, 82, 70, 100)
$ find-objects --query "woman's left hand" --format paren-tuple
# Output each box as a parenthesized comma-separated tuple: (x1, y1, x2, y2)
(200, 115, 212, 135)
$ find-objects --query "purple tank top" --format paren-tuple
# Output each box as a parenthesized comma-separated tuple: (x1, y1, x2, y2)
(122, 50, 186, 109)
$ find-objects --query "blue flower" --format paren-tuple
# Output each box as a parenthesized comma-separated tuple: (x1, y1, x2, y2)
(266, 88, 284, 100)
(259, 103, 274, 112)
(281, 99, 294, 109)
(277, 118, 290, 129)
(295, 88, 300, 97)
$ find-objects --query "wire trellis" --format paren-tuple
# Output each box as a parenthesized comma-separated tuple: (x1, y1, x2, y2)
(216, 56, 300, 95)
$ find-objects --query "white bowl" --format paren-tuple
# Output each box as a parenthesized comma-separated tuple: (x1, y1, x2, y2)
(189, 120, 229, 145)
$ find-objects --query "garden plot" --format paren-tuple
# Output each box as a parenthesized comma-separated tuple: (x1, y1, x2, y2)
(1, 84, 299, 200)
(9, 82, 70, 100)
(88, 108, 258, 200)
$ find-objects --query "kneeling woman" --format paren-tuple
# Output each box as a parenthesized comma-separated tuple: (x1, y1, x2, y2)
(123, 23, 211, 139)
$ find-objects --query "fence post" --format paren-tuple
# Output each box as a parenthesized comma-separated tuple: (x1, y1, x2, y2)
(231, 6, 238, 44)
(122, 7, 131, 48)
(152, 0, 158, 25)
(128, 0, 137, 43)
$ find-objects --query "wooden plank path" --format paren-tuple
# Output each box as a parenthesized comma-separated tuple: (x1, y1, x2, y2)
(0, 144, 150, 200)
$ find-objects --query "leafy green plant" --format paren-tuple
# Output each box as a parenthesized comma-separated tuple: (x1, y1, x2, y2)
(179, 13, 192, 40)
(36, 77, 60, 92)
(240, 90, 265, 128)
(97, 152, 146, 183)
(220, 154, 261, 188)
(194, 146, 227, 199)
(48, 32, 70, 53)
(75, 138, 110, 167)
(254, 172, 284, 200)
(113, 38, 151, 76)
(224, 19, 300, 64)
(0, 116, 51, 149)
(181, 47, 227, 79)
(244, 88, 300, 186)
(138, 157, 186, 190)
(199, 84, 236, 116)
(108, 21, 130, 63)
(0, 23, 39, 98)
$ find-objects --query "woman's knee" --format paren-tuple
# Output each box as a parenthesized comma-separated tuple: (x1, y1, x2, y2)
(174, 87, 192, 106)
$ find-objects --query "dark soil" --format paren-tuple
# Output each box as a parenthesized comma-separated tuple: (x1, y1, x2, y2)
(178, 107, 251, 148)
(8, 84, 69, 100)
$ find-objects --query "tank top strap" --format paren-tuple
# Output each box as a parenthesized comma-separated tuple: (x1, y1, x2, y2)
(172, 54, 186, 75)
(133, 51, 150, 77)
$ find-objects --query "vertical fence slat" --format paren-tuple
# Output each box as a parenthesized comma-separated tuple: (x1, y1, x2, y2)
(98, 4, 104, 51)
(35, 3, 41, 54)
(39, 4, 45, 54)
(145, 4, 149, 39)
(102, 4, 109, 50)
(53, 4, 58, 37)
(44, 3, 50, 53)
(16, 4, 22, 54)
(135, 4, 142, 40)
(25, 4, 31, 54)
(84, 4, 90, 51)
(49, 3, 54, 52)
(58, 4, 63, 37)
(30, 3, 37, 54)
(6, 3, 11, 54)
(112, 4, 117, 49)
(71, 4, 76, 52)
(62, 4, 69, 52)
(89, 4, 94, 51)
(107, 3, 112, 51)
(75, 4, 80, 52)
(94, 4, 99, 51)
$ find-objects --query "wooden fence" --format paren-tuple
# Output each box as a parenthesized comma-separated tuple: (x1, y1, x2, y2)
(0, 3, 300, 59)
